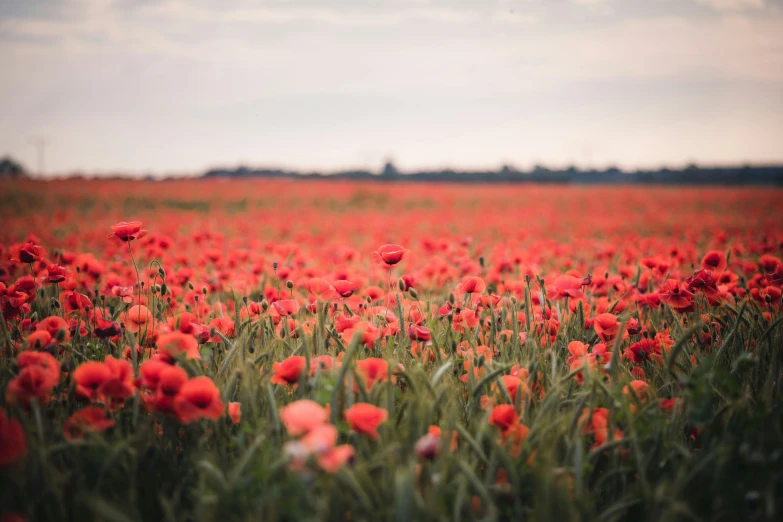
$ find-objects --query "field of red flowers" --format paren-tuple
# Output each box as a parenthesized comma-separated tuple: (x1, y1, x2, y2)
(1, 178, 782, 522)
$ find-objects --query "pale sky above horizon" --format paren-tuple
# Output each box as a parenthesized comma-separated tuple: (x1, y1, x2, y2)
(1, 0, 783, 177)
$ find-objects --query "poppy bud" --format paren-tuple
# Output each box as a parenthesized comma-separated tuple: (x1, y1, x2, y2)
(202, 286, 208, 294)
(158, 267, 166, 278)
(188, 282, 194, 290)
(248, 345, 255, 354)
(154, 284, 161, 293)
(479, 256, 485, 268)
(75, 266, 81, 273)
(161, 283, 168, 295)
(273, 262, 279, 270)
(398, 279, 405, 291)
(448, 293, 455, 304)
(56, 328, 67, 342)
(410, 288, 419, 299)
(701, 325, 709, 333)
(194, 295, 199, 302)
(261, 300, 269, 311)
(509, 296, 517, 305)
(765, 295, 772, 303)
(286, 280, 294, 289)
(51, 298, 60, 309)
(167, 296, 171, 304)
(100, 295, 106, 302)
(242, 296, 248, 303)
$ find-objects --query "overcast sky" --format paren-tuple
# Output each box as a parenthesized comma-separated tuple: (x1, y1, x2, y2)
(1, 0, 782, 176)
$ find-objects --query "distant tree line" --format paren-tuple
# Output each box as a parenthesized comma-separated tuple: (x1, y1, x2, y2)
(204, 161, 783, 185)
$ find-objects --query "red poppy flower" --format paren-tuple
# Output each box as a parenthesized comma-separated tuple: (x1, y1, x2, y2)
(344, 403, 388, 439)
(488, 404, 519, 433)
(593, 313, 621, 342)
(548, 274, 584, 300)
(95, 319, 122, 339)
(173, 376, 224, 424)
(310, 355, 336, 374)
(701, 250, 726, 272)
(100, 355, 134, 401)
(307, 277, 334, 297)
(658, 279, 694, 310)
(108, 221, 148, 242)
(157, 331, 201, 362)
(17, 351, 60, 388)
(63, 291, 91, 313)
(154, 365, 189, 414)
(124, 304, 153, 333)
(5, 366, 56, 408)
(271, 355, 307, 385)
(138, 360, 170, 390)
(280, 400, 330, 436)
(579, 407, 622, 447)
(42, 264, 69, 284)
(63, 406, 116, 441)
(566, 341, 589, 365)
(624, 339, 663, 365)
(36, 316, 70, 342)
(355, 358, 389, 391)
(659, 398, 681, 413)
(111, 286, 134, 303)
(272, 299, 300, 317)
(9, 243, 46, 264)
(407, 324, 431, 342)
(209, 317, 236, 341)
(228, 402, 241, 424)
(456, 276, 486, 295)
(371, 244, 410, 266)
(332, 280, 357, 298)
(25, 330, 54, 351)
(497, 375, 528, 404)
(73, 361, 112, 401)
(0, 408, 27, 466)
(317, 444, 355, 473)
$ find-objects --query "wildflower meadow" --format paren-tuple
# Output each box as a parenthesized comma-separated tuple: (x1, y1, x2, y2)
(1, 178, 782, 522)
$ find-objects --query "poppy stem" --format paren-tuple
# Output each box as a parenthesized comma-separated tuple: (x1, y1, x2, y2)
(127, 241, 141, 306)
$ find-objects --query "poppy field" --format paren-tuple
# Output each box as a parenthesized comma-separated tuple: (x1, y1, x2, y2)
(1, 178, 782, 522)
